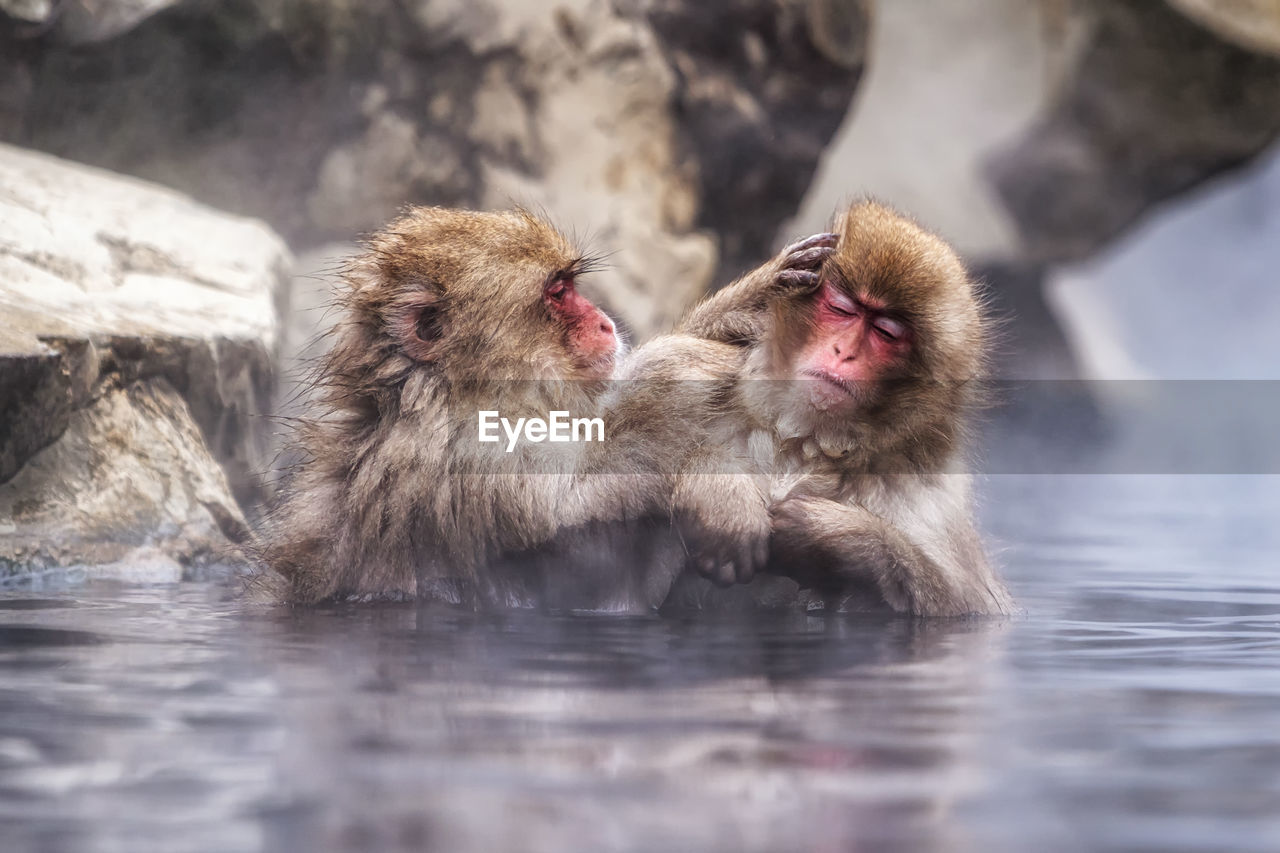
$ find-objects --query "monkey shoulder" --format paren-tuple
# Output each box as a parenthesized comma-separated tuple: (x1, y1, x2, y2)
(618, 334, 746, 383)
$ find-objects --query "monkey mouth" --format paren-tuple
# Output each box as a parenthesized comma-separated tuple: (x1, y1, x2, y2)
(801, 368, 855, 398)
(800, 368, 872, 411)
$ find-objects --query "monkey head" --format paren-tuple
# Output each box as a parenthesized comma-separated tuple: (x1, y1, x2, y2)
(330, 207, 620, 409)
(749, 202, 987, 464)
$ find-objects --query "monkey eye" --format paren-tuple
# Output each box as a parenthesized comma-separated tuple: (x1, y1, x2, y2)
(824, 285, 859, 317)
(872, 316, 907, 341)
(544, 276, 573, 301)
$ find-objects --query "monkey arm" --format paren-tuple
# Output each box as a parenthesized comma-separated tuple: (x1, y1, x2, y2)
(676, 274, 772, 344)
(671, 465, 771, 588)
(579, 334, 772, 585)
(771, 494, 1012, 617)
(678, 232, 837, 343)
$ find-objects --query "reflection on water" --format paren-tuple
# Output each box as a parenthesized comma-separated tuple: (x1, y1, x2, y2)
(1, 476, 1279, 852)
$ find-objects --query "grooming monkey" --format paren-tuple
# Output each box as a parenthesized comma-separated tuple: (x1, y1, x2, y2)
(259, 207, 831, 608)
(657, 201, 1013, 616)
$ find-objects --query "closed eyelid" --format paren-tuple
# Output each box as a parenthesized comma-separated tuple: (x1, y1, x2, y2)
(872, 316, 908, 339)
(823, 283, 859, 312)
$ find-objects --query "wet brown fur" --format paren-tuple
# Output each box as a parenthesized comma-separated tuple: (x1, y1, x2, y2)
(258, 206, 776, 607)
(663, 201, 1014, 616)
(260, 208, 642, 603)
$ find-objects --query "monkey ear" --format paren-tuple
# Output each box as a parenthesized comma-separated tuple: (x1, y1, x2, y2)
(387, 288, 445, 362)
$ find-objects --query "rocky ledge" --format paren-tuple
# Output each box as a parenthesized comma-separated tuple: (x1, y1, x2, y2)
(0, 144, 290, 581)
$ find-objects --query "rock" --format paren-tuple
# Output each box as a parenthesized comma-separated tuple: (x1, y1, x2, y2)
(55, 0, 181, 43)
(306, 113, 471, 237)
(0, 0, 51, 24)
(1046, 142, 1280, 380)
(1167, 0, 1280, 58)
(987, 0, 1280, 263)
(470, 2, 717, 337)
(0, 144, 290, 576)
(0, 383, 248, 579)
(639, 0, 871, 284)
(0, 0, 180, 41)
(789, 0, 1046, 261)
(0, 0, 866, 338)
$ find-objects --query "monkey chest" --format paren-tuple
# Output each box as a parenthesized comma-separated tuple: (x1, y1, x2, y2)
(755, 436, 849, 504)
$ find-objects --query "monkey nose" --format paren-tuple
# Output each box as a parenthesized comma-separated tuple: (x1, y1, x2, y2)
(834, 332, 864, 360)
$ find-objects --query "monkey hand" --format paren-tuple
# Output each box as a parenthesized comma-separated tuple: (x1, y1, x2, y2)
(675, 232, 837, 343)
(771, 494, 922, 613)
(773, 495, 1003, 616)
(674, 475, 770, 587)
(772, 232, 838, 292)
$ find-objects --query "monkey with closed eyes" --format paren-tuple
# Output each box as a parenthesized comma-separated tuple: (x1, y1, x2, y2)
(652, 201, 1014, 616)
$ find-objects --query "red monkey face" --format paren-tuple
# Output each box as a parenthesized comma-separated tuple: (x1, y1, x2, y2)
(543, 270, 619, 380)
(368, 208, 622, 383)
(748, 201, 984, 448)
(794, 280, 913, 411)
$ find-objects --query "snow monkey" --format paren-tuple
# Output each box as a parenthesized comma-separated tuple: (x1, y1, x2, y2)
(660, 201, 1014, 616)
(258, 207, 833, 609)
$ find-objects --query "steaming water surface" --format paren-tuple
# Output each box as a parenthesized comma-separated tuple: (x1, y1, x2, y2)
(1, 475, 1278, 852)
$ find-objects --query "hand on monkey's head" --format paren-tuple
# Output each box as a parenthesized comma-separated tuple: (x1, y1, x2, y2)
(749, 201, 987, 465)
(664, 201, 1011, 616)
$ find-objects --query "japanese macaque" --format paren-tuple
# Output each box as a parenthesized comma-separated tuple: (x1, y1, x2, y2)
(262, 207, 629, 605)
(257, 207, 830, 609)
(662, 201, 1014, 616)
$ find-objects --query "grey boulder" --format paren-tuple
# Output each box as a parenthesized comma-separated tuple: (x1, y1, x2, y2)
(0, 144, 289, 581)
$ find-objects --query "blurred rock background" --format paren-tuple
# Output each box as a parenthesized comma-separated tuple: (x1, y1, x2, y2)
(1, 0, 1278, 576)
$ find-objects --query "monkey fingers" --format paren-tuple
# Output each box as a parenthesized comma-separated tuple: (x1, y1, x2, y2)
(775, 269, 822, 291)
(778, 233, 838, 270)
(771, 233, 837, 296)
(673, 469, 770, 588)
(695, 538, 765, 587)
(769, 494, 824, 555)
(780, 232, 839, 261)
(727, 536, 768, 584)
(696, 556, 738, 588)
(685, 517, 769, 587)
